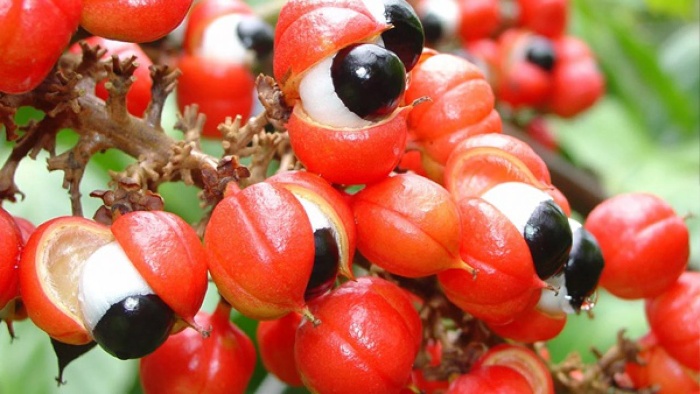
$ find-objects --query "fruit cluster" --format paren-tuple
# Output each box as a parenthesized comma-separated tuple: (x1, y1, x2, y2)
(0, 0, 194, 94)
(0, 0, 697, 394)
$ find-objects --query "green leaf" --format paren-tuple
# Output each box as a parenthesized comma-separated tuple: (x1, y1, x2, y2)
(571, 0, 698, 139)
(645, 0, 698, 19)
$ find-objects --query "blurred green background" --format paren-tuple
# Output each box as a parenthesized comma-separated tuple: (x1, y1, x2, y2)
(1, 0, 698, 393)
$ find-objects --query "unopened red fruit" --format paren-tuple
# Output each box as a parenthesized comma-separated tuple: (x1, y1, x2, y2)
(80, 0, 194, 43)
(140, 300, 256, 394)
(585, 193, 689, 299)
(0, 0, 82, 94)
(256, 312, 304, 387)
(295, 276, 422, 394)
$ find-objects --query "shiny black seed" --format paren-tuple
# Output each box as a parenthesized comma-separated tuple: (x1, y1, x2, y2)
(524, 200, 572, 279)
(564, 226, 604, 311)
(92, 294, 175, 360)
(420, 12, 444, 45)
(331, 43, 406, 120)
(526, 36, 556, 71)
(381, 0, 425, 71)
(236, 16, 274, 59)
(305, 228, 340, 301)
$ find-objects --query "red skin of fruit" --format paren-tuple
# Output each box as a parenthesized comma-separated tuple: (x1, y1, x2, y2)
(20, 217, 112, 344)
(177, 54, 255, 137)
(295, 276, 422, 394)
(256, 312, 304, 387)
(273, 0, 390, 100)
(266, 170, 357, 279)
(205, 182, 314, 320)
(625, 333, 700, 394)
(645, 271, 700, 371)
(486, 303, 567, 344)
(405, 51, 502, 165)
(473, 344, 555, 394)
(457, 0, 501, 42)
(111, 211, 209, 330)
(405, 369, 449, 394)
(140, 300, 256, 394)
(80, 0, 194, 43)
(0, 0, 82, 94)
(548, 36, 604, 117)
(69, 37, 154, 117)
(516, 0, 568, 39)
(444, 133, 551, 202)
(182, 0, 254, 55)
(494, 29, 553, 109)
(405, 52, 496, 142)
(287, 104, 411, 186)
(446, 365, 534, 393)
(0, 208, 23, 310)
(438, 197, 545, 325)
(420, 109, 503, 167)
(525, 116, 559, 152)
(584, 193, 689, 299)
(351, 173, 472, 277)
(397, 150, 430, 177)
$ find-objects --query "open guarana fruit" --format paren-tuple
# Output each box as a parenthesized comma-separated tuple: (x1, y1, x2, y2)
(20, 214, 206, 360)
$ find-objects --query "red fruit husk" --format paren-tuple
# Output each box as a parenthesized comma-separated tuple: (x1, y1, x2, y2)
(351, 173, 473, 277)
(0, 208, 23, 310)
(624, 333, 700, 394)
(205, 182, 314, 320)
(273, 0, 389, 100)
(140, 300, 256, 394)
(257, 312, 304, 387)
(473, 343, 555, 394)
(111, 211, 209, 331)
(645, 271, 700, 371)
(438, 197, 545, 325)
(446, 365, 534, 393)
(585, 192, 689, 299)
(295, 276, 422, 394)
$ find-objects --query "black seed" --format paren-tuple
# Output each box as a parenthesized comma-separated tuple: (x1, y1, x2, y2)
(526, 36, 556, 71)
(92, 294, 175, 360)
(564, 226, 604, 311)
(51, 338, 97, 385)
(420, 12, 444, 45)
(381, 0, 425, 71)
(331, 43, 406, 120)
(236, 15, 274, 59)
(524, 200, 572, 279)
(305, 228, 340, 301)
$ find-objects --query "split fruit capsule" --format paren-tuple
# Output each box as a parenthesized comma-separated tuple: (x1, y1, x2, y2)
(277, 0, 424, 184)
(274, 0, 424, 99)
(19, 212, 208, 359)
(438, 181, 571, 325)
(205, 172, 356, 320)
(178, 0, 274, 137)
